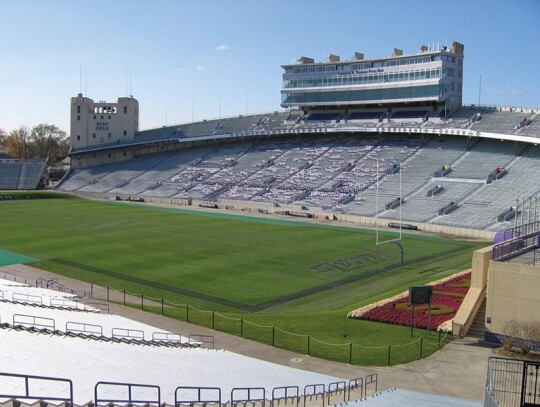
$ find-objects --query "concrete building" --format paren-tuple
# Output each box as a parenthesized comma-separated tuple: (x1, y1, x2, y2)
(281, 41, 464, 115)
(70, 94, 139, 167)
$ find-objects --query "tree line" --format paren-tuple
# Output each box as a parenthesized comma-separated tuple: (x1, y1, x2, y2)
(0, 124, 69, 166)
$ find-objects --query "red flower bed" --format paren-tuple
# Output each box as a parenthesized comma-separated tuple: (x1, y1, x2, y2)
(359, 273, 471, 330)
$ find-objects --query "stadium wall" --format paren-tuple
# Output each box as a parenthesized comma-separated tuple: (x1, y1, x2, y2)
(485, 260, 540, 336)
(72, 149, 135, 167)
(452, 246, 491, 337)
(66, 191, 495, 240)
(335, 213, 495, 240)
(71, 133, 252, 168)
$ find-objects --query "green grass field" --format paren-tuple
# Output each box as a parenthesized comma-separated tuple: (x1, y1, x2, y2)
(1, 192, 487, 365)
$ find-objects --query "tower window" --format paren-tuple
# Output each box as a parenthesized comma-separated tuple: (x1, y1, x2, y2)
(108, 133, 112, 138)
(123, 130, 127, 136)
(77, 115, 80, 121)
(92, 133, 96, 139)
(76, 135, 80, 141)
(123, 106, 127, 114)
(77, 106, 81, 113)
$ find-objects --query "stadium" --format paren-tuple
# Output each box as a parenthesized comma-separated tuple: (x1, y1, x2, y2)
(1, 40, 540, 406)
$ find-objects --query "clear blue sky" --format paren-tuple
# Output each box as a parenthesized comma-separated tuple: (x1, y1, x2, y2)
(1, 0, 539, 133)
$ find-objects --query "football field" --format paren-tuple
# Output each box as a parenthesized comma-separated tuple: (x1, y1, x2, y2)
(1, 192, 486, 364)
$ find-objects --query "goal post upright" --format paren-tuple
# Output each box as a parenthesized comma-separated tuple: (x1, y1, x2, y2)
(376, 159, 403, 245)
(375, 159, 404, 268)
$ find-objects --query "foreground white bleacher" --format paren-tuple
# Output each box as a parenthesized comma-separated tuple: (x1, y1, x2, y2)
(0, 278, 192, 342)
(0, 329, 346, 405)
(0, 300, 172, 340)
(0, 278, 92, 311)
(340, 387, 480, 406)
(0, 278, 351, 405)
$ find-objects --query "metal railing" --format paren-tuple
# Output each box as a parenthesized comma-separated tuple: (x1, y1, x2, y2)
(95, 381, 161, 407)
(176, 386, 222, 407)
(90, 284, 448, 366)
(502, 220, 540, 239)
(0, 371, 376, 406)
(0, 372, 73, 405)
(272, 386, 299, 407)
(492, 230, 540, 263)
(13, 313, 55, 330)
(111, 327, 145, 341)
(12, 292, 43, 305)
(231, 387, 266, 407)
(484, 356, 540, 407)
(66, 321, 103, 336)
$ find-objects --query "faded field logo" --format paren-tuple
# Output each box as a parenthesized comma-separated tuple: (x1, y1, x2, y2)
(310, 249, 396, 273)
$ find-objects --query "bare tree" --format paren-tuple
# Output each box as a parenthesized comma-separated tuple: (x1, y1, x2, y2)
(0, 128, 6, 154)
(5, 126, 30, 160)
(30, 124, 68, 166)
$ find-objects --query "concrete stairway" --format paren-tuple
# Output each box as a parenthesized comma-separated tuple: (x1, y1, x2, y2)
(466, 297, 487, 340)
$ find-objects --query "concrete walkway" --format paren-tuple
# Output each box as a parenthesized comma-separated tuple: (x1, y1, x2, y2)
(0, 264, 494, 401)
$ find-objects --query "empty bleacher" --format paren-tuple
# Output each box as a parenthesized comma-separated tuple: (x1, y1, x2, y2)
(58, 133, 540, 231)
(470, 110, 530, 134)
(70, 107, 540, 163)
(390, 110, 428, 121)
(438, 145, 540, 230)
(305, 112, 341, 122)
(519, 114, 540, 138)
(0, 161, 45, 190)
(0, 277, 359, 406)
(133, 113, 292, 144)
(347, 111, 385, 121)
